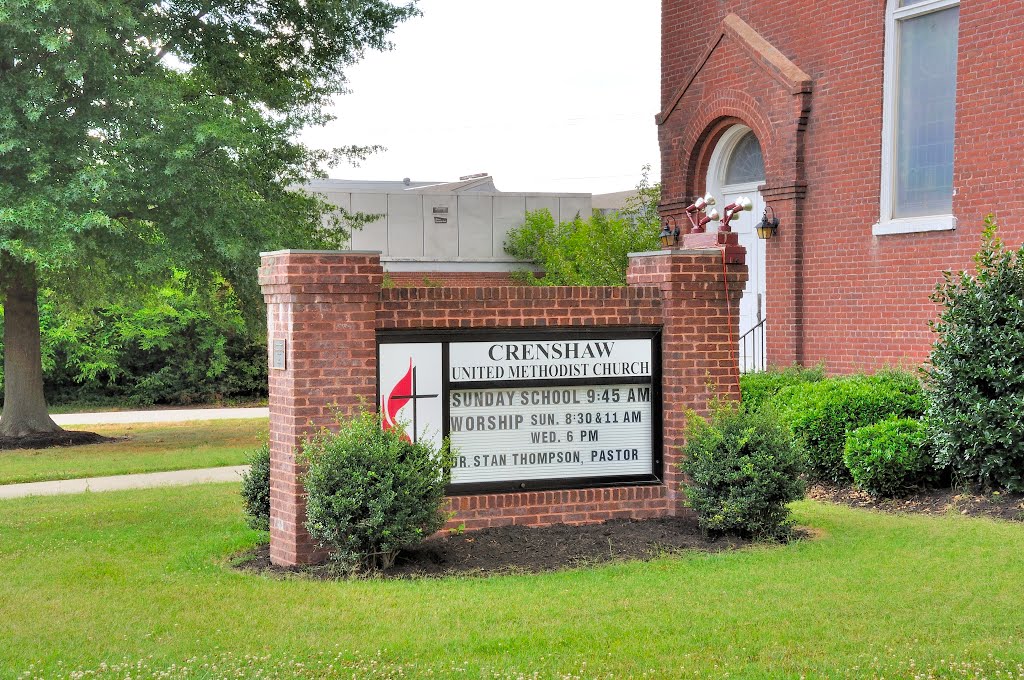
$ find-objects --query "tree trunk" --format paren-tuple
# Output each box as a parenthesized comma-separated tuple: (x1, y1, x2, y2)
(0, 258, 62, 437)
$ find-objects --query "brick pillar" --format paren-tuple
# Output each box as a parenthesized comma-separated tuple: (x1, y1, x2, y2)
(760, 182, 806, 366)
(627, 233, 747, 510)
(257, 250, 383, 567)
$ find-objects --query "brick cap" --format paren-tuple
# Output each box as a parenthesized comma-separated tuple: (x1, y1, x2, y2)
(628, 248, 724, 257)
(259, 249, 383, 257)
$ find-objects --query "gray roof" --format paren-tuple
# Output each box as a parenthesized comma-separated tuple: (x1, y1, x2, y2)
(304, 178, 444, 193)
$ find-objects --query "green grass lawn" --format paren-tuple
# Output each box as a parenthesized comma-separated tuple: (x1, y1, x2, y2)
(0, 419, 266, 484)
(1, 485, 1023, 678)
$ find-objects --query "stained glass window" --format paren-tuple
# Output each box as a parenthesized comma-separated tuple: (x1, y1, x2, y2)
(724, 132, 765, 185)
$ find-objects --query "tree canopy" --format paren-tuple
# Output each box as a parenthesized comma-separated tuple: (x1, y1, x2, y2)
(0, 0, 418, 436)
(503, 167, 662, 286)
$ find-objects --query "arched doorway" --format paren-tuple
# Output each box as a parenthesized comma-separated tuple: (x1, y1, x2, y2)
(706, 125, 767, 372)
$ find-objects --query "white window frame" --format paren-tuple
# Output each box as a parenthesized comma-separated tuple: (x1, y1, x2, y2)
(874, 0, 960, 236)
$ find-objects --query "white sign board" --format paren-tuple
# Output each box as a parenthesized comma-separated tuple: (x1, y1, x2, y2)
(450, 339, 652, 383)
(449, 384, 652, 484)
(378, 334, 657, 491)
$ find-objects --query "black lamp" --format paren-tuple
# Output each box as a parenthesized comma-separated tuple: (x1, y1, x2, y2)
(756, 205, 779, 240)
(659, 219, 679, 249)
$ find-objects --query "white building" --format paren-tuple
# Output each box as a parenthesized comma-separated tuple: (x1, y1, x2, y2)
(305, 175, 592, 275)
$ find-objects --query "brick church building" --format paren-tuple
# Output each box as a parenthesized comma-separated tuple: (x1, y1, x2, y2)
(658, 0, 1024, 373)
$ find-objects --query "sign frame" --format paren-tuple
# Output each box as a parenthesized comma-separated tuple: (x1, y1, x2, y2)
(376, 327, 663, 495)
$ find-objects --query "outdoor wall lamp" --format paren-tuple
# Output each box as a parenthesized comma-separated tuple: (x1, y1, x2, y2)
(720, 196, 753, 232)
(659, 218, 680, 249)
(756, 205, 779, 240)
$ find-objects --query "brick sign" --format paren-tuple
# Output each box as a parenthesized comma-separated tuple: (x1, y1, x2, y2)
(259, 248, 746, 566)
(378, 331, 661, 493)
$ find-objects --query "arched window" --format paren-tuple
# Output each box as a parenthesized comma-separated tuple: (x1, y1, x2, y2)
(724, 131, 765, 185)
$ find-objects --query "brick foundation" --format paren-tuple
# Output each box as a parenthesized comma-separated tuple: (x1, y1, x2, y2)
(259, 244, 746, 566)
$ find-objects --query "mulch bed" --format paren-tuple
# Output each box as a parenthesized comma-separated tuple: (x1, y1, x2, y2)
(234, 516, 755, 579)
(808, 483, 1024, 522)
(0, 430, 114, 451)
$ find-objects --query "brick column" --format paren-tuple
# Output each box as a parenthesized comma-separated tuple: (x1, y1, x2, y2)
(257, 250, 383, 566)
(626, 232, 747, 510)
(760, 182, 806, 366)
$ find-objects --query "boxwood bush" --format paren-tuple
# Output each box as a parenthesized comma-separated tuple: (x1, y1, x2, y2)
(679, 403, 805, 540)
(740, 364, 825, 412)
(844, 417, 939, 497)
(772, 370, 925, 482)
(240, 442, 271, 531)
(301, 411, 453, 574)
(927, 218, 1024, 492)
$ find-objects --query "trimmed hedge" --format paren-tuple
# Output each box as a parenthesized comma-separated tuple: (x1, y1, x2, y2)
(772, 370, 925, 482)
(679, 403, 805, 540)
(740, 365, 825, 412)
(844, 417, 939, 497)
(302, 411, 453, 574)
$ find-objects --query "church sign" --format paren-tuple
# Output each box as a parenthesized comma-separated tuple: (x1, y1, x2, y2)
(377, 330, 661, 493)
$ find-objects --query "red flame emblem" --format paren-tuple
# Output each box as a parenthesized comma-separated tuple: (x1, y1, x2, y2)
(381, 358, 414, 442)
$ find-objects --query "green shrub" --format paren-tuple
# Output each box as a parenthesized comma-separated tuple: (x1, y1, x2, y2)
(773, 370, 925, 482)
(844, 417, 940, 497)
(0, 273, 267, 409)
(301, 411, 453, 574)
(503, 167, 661, 286)
(927, 218, 1024, 492)
(679, 403, 806, 540)
(740, 364, 825, 412)
(240, 442, 271, 531)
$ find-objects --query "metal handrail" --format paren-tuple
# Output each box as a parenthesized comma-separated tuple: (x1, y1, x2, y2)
(739, 317, 766, 374)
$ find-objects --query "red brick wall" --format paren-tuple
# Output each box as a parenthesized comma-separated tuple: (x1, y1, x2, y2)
(260, 248, 745, 566)
(385, 271, 527, 287)
(445, 486, 671, 531)
(660, 1, 1024, 374)
(378, 286, 663, 329)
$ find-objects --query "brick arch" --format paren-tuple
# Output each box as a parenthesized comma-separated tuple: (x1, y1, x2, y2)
(657, 13, 811, 216)
(682, 106, 776, 203)
(657, 12, 813, 367)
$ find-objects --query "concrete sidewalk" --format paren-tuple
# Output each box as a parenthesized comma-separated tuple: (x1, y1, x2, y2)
(50, 407, 268, 426)
(0, 466, 250, 500)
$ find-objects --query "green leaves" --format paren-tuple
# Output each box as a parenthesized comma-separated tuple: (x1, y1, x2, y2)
(772, 371, 926, 483)
(680, 403, 805, 540)
(503, 168, 662, 286)
(301, 411, 453, 574)
(0, 273, 268, 407)
(240, 441, 271, 531)
(844, 417, 939, 498)
(739, 364, 826, 412)
(0, 0, 415, 306)
(927, 216, 1024, 491)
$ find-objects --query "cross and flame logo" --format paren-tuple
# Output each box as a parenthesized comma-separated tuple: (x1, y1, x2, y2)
(381, 358, 437, 444)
